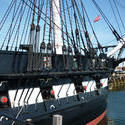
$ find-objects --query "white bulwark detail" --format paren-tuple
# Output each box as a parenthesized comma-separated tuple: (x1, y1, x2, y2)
(8, 79, 108, 107)
(100, 78, 108, 88)
(8, 88, 43, 107)
(52, 0, 63, 54)
(82, 80, 96, 92)
(53, 84, 76, 99)
(82, 78, 108, 92)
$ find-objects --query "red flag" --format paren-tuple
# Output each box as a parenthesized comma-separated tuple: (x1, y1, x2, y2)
(94, 15, 101, 22)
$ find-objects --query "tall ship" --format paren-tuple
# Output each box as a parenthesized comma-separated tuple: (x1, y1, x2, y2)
(0, 0, 125, 124)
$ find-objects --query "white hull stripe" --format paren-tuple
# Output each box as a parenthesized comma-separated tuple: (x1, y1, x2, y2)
(8, 78, 108, 107)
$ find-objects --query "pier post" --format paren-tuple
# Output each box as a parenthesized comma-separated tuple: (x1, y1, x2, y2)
(53, 115, 62, 125)
(25, 119, 34, 125)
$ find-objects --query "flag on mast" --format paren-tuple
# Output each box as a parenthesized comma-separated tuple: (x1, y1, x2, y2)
(94, 15, 101, 22)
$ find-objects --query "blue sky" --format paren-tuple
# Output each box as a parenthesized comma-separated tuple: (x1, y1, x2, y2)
(0, 0, 125, 50)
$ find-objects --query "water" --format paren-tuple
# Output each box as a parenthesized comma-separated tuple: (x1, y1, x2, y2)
(107, 90, 125, 125)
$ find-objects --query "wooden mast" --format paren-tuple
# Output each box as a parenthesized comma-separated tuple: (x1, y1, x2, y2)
(52, 0, 63, 54)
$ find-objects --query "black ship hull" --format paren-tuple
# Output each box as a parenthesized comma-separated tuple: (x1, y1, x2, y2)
(34, 92, 107, 125)
(0, 0, 125, 124)
(34, 88, 108, 125)
(0, 50, 115, 75)
(0, 50, 110, 125)
(0, 87, 108, 125)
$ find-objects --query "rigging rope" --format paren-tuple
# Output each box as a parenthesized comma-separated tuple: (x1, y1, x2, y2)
(72, 0, 85, 54)
(26, 0, 74, 46)
(109, 0, 122, 35)
(18, 1, 32, 49)
(15, 0, 26, 50)
(73, 0, 93, 53)
(112, 0, 125, 33)
(53, 0, 71, 47)
(1, 0, 22, 50)
(92, 0, 113, 31)
(92, 0, 122, 41)
(0, 0, 15, 31)
(72, 0, 87, 54)
(6, 0, 18, 50)
(48, 0, 52, 43)
(116, 0, 125, 9)
(23, 4, 32, 45)
(73, 0, 91, 53)
(32, 0, 36, 24)
(62, 0, 69, 46)
(65, 0, 75, 48)
(11, 0, 27, 50)
(80, 0, 103, 53)
(42, 0, 49, 44)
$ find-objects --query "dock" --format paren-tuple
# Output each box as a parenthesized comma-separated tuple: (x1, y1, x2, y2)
(109, 73, 125, 91)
